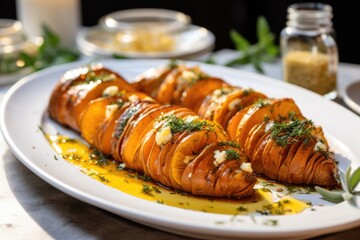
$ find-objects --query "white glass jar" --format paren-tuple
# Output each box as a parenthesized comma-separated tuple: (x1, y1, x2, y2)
(280, 3, 338, 99)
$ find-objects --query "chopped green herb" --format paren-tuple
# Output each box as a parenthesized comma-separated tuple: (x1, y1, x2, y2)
(89, 148, 109, 166)
(214, 221, 225, 225)
(285, 185, 302, 194)
(156, 200, 164, 204)
(114, 105, 140, 139)
(83, 71, 116, 84)
(260, 188, 272, 193)
(225, 149, 240, 160)
(152, 186, 162, 193)
(168, 60, 178, 69)
(139, 174, 152, 182)
(263, 219, 278, 226)
(215, 88, 233, 96)
(270, 118, 315, 147)
(60, 153, 82, 161)
(97, 175, 110, 183)
(236, 206, 248, 212)
(264, 114, 270, 123)
(54, 155, 58, 160)
(243, 88, 254, 96)
(218, 141, 240, 148)
(256, 209, 270, 215)
(254, 98, 270, 108)
(159, 115, 214, 134)
(142, 184, 153, 196)
(38, 125, 46, 136)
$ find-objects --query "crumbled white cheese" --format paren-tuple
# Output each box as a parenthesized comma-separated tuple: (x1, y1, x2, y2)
(155, 126, 172, 145)
(105, 104, 120, 119)
(181, 70, 197, 82)
(240, 162, 253, 173)
(265, 121, 274, 132)
(213, 150, 227, 167)
(119, 163, 126, 169)
(213, 89, 223, 96)
(228, 99, 241, 111)
(102, 86, 119, 97)
(128, 95, 139, 102)
(183, 155, 196, 164)
(314, 141, 327, 152)
(185, 116, 199, 123)
(188, 173, 192, 178)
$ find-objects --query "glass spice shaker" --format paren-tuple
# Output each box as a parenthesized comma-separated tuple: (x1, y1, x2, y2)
(280, 3, 338, 99)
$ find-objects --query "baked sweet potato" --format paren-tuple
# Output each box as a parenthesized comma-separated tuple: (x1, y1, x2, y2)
(180, 78, 229, 112)
(48, 64, 135, 131)
(228, 98, 302, 147)
(133, 63, 339, 187)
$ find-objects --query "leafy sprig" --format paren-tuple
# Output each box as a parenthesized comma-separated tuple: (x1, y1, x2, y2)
(225, 16, 279, 73)
(159, 115, 214, 134)
(20, 24, 79, 71)
(315, 166, 360, 203)
(269, 119, 315, 147)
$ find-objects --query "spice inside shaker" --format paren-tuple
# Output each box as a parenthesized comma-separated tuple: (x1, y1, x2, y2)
(280, 3, 338, 99)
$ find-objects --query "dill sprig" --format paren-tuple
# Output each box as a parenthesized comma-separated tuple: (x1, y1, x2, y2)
(254, 98, 270, 108)
(84, 71, 116, 84)
(225, 149, 240, 160)
(89, 148, 109, 166)
(218, 141, 240, 148)
(270, 118, 315, 147)
(160, 115, 214, 134)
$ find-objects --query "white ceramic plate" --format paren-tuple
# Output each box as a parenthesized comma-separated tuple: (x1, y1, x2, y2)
(76, 25, 214, 59)
(1, 59, 360, 239)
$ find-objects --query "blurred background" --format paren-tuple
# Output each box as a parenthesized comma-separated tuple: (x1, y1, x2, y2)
(0, 0, 357, 64)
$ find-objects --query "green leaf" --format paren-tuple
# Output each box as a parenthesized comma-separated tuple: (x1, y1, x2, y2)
(315, 186, 344, 203)
(224, 16, 279, 73)
(230, 30, 250, 51)
(19, 52, 36, 67)
(265, 45, 279, 57)
(349, 167, 360, 191)
(257, 16, 270, 44)
(251, 55, 264, 73)
(204, 55, 216, 64)
(112, 54, 128, 59)
(225, 54, 250, 66)
(20, 24, 80, 72)
(341, 166, 352, 192)
(41, 24, 60, 47)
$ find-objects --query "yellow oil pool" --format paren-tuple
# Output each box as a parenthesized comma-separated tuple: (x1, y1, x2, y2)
(47, 134, 311, 215)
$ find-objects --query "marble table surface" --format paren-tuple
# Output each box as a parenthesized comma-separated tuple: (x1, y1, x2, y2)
(1, 50, 360, 239)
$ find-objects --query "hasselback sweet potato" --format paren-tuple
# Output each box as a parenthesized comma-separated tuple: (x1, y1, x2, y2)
(48, 64, 256, 198)
(133, 63, 338, 186)
(49, 64, 136, 131)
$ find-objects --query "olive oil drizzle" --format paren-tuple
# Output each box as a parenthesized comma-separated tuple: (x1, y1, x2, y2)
(44, 132, 310, 216)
